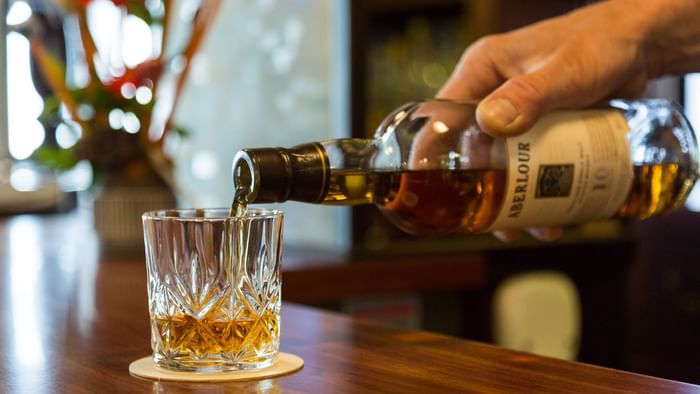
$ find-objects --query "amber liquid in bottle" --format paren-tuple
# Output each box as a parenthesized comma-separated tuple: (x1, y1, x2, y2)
(321, 169, 505, 234)
(289, 163, 694, 235)
(616, 163, 695, 219)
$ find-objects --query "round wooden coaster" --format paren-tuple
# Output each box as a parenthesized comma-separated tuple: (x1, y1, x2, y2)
(129, 353, 304, 382)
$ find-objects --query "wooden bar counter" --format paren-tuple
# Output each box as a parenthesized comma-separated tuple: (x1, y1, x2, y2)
(0, 212, 697, 393)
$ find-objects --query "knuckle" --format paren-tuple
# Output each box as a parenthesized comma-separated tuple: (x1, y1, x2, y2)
(458, 35, 505, 72)
(468, 34, 503, 55)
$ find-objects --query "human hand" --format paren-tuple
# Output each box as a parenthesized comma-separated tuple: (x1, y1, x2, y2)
(437, 0, 700, 241)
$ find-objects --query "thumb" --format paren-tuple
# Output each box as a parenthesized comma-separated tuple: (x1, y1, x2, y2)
(476, 71, 564, 137)
(472, 43, 619, 137)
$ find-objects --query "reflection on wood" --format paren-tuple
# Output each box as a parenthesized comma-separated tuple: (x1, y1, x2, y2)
(0, 211, 696, 391)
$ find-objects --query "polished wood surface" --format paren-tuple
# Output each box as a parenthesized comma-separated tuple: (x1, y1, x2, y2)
(282, 248, 486, 303)
(1, 211, 698, 393)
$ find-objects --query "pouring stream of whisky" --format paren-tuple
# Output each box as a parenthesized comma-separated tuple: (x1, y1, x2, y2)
(230, 185, 249, 217)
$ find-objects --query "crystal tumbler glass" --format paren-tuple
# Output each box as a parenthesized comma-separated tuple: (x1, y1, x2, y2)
(142, 208, 283, 372)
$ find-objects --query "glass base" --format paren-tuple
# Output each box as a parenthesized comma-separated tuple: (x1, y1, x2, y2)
(153, 353, 277, 373)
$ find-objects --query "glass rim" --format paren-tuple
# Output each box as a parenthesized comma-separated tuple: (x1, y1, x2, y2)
(142, 207, 283, 221)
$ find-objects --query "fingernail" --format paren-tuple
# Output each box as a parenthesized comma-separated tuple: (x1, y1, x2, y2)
(479, 98, 519, 128)
(529, 227, 563, 242)
(493, 230, 522, 243)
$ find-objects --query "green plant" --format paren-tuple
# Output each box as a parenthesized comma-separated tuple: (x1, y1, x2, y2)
(30, 0, 221, 187)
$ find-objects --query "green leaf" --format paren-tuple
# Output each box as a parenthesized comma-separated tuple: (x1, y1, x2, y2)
(171, 124, 190, 137)
(127, 3, 155, 25)
(39, 96, 62, 124)
(33, 146, 78, 171)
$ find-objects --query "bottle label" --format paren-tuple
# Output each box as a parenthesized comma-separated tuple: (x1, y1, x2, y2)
(487, 110, 633, 231)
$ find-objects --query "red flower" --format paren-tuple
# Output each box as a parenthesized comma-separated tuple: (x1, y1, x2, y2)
(73, 0, 139, 8)
(105, 59, 164, 98)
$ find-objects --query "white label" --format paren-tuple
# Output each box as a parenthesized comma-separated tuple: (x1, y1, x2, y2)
(487, 110, 633, 231)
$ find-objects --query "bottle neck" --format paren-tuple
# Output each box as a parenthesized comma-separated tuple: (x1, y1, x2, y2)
(232, 142, 330, 204)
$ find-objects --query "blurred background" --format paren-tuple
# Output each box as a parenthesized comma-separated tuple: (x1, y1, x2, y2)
(2, 0, 700, 384)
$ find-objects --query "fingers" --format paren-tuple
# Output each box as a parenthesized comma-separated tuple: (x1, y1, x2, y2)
(474, 37, 645, 137)
(476, 76, 547, 137)
(475, 52, 591, 137)
(492, 227, 563, 243)
(436, 36, 506, 101)
(437, 34, 570, 137)
(527, 227, 563, 242)
(493, 229, 522, 243)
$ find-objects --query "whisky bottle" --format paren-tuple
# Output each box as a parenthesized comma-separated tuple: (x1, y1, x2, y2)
(231, 99, 699, 235)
